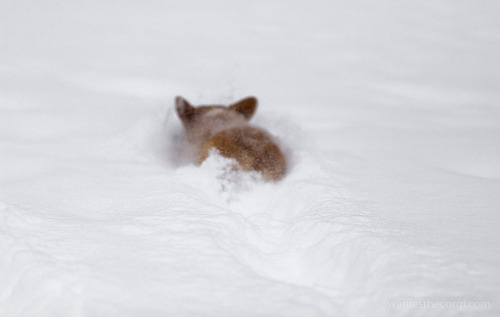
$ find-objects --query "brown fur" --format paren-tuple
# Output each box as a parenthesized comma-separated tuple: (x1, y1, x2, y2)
(175, 96, 287, 181)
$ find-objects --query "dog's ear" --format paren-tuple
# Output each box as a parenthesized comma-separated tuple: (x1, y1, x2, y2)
(175, 96, 196, 123)
(230, 96, 258, 120)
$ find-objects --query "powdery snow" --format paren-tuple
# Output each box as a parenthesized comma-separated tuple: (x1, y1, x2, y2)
(1, 1, 499, 316)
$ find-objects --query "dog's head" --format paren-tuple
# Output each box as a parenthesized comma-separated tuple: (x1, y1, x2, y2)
(175, 96, 258, 145)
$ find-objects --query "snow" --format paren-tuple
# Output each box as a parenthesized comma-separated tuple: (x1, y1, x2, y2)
(1, 0, 499, 316)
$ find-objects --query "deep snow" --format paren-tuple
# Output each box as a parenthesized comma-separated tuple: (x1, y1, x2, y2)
(1, 0, 499, 316)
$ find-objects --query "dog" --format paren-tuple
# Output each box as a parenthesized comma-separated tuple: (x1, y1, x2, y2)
(175, 96, 287, 181)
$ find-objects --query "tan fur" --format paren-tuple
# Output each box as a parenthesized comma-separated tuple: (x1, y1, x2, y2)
(175, 96, 287, 181)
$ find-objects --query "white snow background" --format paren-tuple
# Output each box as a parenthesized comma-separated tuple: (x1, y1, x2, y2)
(1, 0, 499, 316)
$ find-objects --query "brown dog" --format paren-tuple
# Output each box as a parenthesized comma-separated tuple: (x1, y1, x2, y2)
(175, 96, 287, 181)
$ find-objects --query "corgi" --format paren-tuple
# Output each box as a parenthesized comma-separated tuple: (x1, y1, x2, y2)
(175, 96, 287, 181)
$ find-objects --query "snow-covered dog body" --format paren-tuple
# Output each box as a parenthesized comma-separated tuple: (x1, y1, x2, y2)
(175, 96, 287, 181)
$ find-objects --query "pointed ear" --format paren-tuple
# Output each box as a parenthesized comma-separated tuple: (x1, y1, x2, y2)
(229, 96, 258, 120)
(175, 96, 196, 123)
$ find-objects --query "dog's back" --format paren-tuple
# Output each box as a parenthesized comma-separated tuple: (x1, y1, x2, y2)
(175, 96, 287, 181)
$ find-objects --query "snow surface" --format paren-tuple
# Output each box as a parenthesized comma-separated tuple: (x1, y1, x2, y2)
(1, 0, 499, 316)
